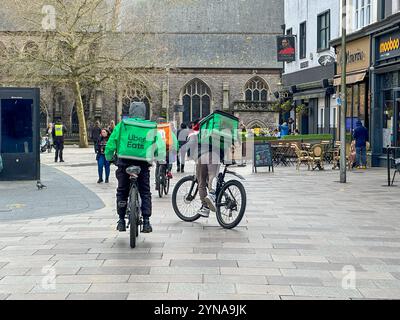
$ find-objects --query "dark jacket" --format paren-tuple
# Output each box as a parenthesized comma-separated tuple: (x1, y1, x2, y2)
(96, 136, 109, 160)
(353, 121, 368, 148)
(91, 126, 102, 142)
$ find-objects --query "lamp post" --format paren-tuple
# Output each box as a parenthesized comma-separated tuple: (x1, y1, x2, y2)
(340, 0, 347, 183)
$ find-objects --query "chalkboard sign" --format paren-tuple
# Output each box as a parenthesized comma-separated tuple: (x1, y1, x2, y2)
(253, 142, 274, 173)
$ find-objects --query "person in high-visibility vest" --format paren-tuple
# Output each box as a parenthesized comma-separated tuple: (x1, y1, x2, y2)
(52, 118, 66, 163)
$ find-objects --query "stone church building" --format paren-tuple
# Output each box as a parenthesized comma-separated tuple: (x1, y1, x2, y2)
(0, 0, 284, 138)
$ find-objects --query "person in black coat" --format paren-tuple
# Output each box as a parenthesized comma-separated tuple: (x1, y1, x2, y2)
(353, 120, 369, 169)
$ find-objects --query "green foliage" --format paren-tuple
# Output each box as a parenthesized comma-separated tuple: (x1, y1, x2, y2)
(282, 134, 333, 141)
(296, 104, 308, 115)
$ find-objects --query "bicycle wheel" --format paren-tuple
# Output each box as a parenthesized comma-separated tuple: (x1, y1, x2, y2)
(216, 180, 247, 229)
(164, 177, 170, 195)
(172, 176, 202, 222)
(128, 188, 139, 249)
(158, 166, 165, 198)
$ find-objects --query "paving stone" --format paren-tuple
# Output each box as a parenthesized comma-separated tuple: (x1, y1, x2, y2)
(7, 293, 68, 300)
(359, 288, 400, 299)
(88, 283, 168, 294)
(291, 286, 363, 298)
(127, 292, 198, 300)
(198, 294, 280, 300)
(236, 284, 294, 296)
(128, 275, 202, 283)
(220, 268, 281, 276)
(67, 293, 128, 300)
(168, 283, 236, 295)
(266, 276, 323, 286)
(170, 260, 237, 267)
(56, 275, 130, 284)
(204, 275, 267, 285)
(150, 267, 220, 275)
(78, 267, 150, 275)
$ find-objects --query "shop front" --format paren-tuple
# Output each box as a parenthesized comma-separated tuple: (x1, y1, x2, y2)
(333, 36, 371, 140)
(371, 24, 400, 166)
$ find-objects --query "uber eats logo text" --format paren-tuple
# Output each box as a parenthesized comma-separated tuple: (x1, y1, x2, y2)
(127, 134, 146, 150)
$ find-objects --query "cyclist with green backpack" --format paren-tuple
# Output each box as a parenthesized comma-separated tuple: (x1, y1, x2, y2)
(105, 102, 166, 233)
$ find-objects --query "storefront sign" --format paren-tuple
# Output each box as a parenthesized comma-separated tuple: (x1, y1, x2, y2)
(277, 36, 296, 62)
(336, 37, 370, 74)
(377, 30, 400, 60)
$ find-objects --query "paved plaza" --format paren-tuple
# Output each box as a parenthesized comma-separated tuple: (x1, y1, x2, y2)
(0, 146, 400, 300)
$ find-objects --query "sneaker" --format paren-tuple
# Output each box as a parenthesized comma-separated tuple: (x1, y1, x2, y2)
(142, 219, 153, 233)
(105, 178, 109, 183)
(97, 178, 103, 184)
(205, 192, 217, 212)
(197, 205, 210, 218)
(117, 219, 126, 232)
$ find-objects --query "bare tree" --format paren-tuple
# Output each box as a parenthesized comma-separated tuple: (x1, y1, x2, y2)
(0, 0, 188, 147)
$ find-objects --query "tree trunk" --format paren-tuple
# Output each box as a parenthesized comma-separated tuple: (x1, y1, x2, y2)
(73, 81, 89, 148)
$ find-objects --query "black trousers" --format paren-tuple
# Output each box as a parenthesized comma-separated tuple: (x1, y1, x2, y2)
(54, 140, 64, 161)
(116, 164, 152, 220)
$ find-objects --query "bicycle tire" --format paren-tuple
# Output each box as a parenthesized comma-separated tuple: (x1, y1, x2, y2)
(164, 177, 170, 195)
(172, 175, 202, 222)
(128, 187, 139, 248)
(216, 180, 247, 229)
(158, 166, 165, 198)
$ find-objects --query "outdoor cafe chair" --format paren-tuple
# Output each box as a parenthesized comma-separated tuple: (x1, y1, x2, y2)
(292, 144, 311, 171)
(309, 144, 325, 171)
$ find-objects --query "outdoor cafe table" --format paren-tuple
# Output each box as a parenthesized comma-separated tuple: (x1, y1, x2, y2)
(271, 144, 294, 166)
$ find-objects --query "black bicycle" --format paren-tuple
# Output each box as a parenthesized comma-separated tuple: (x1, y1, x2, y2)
(156, 162, 171, 198)
(125, 165, 143, 248)
(172, 162, 247, 229)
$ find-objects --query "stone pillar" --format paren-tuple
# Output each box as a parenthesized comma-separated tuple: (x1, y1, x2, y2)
(223, 82, 230, 111)
(95, 89, 103, 120)
(116, 88, 123, 123)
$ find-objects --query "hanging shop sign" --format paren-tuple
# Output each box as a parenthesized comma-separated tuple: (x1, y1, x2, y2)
(377, 30, 400, 61)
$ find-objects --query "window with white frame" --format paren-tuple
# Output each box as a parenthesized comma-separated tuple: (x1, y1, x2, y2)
(355, 0, 372, 30)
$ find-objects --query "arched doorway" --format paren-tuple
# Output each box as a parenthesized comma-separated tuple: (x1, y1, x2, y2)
(181, 79, 211, 124)
(121, 84, 151, 120)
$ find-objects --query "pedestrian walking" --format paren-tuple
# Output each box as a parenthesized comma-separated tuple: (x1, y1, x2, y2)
(52, 118, 66, 163)
(353, 120, 369, 169)
(108, 120, 116, 135)
(96, 129, 111, 184)
(91, 121, 102, 153)
(47, 123, 54, 152)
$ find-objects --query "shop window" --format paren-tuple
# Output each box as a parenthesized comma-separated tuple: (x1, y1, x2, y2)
(383, 90, 394, 147)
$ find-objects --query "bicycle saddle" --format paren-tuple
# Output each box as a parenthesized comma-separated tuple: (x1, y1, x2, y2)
(126, 166, 141, 176)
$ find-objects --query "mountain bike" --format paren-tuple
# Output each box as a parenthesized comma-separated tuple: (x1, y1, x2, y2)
(172, 161, 247, 229)
(125, 165, 143, 248)
(156, 162, 171, 198)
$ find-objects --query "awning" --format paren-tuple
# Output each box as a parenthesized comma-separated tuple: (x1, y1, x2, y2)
(334, 70, 367, 86)
(293, 89, 327, 101)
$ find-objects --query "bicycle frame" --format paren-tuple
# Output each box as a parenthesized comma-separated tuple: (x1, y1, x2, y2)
(127, 177, 142, 229)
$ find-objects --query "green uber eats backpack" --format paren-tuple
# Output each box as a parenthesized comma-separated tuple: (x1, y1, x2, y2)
(199, 110, 240, 152)
(117, 118, 158, 162)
